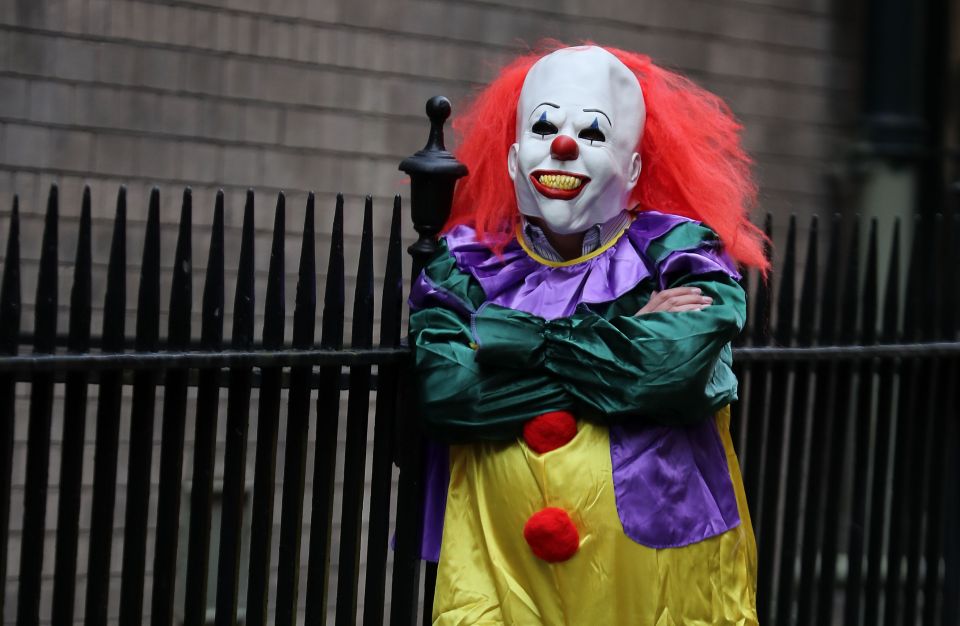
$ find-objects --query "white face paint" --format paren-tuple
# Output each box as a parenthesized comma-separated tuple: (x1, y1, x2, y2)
(507, 46, 646, 235)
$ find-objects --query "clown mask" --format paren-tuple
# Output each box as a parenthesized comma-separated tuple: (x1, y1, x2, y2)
(508, 46, 646, 235)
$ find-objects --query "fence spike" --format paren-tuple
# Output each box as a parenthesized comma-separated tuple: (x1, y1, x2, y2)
(363, 194, 405, 626)
(248, 192, 287, 626)
(844, 218, 879, 626)
(120, 187, 163, 623)
(862, 223, 879, 343)
(263, 192, 286, 345)
(742, 213, 774, 524)
(151, 187, 193, 626)
(880, 218, 902, 343)
(753, 213, 774, 344)
(0, 196, 20, 352)
(940, 213, 960, 626)
(215, 189, 257, 626)
(864, 217, 901, 626)
(921, 213, 953, 625)
(32, 185, 59, 351)
(757, 214, 796, 623)
(840, 216, 861, 342)
(736, 269, 751, 346)
(305, 193, 346, 626)
(729, 258, 749, 450)
(16, 184, 59, 624)
(774, 213, 819, 626)
(51, 186, 92, 625)
(85, 186, 128, 626)
(816, 215, 861, 625)
(904, 215, 936, 625)
(336, 195, 376, 626)
(948, 213, 960, 340)
(798, 215, 819, 345)
(774, 214, 797, 345)
(380, 195, 404, 347)
(796, 211, 842, 625)
(166, 189, 193, 344)
(0, 196, 20, 619)
(820, 213, 843, 343)
(275, 192, 318, 626)
(321, 194, 346, 350)
(884, 215, 925, 626)
(184, 190, 226, 626)
(901, 215, 923, 342)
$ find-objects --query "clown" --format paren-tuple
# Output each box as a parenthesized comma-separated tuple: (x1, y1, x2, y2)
(409, 45, 766, 625)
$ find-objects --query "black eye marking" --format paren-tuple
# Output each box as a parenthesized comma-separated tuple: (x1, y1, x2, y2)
(532, 116, 559, 137)
(578, 118, 606, 144)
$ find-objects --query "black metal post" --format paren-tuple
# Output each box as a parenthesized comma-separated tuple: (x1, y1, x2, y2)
(400, 96, 469, 277)
(391, 96, 467, 626)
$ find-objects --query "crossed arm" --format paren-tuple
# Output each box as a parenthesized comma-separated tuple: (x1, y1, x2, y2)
(411, 264, 745, 442)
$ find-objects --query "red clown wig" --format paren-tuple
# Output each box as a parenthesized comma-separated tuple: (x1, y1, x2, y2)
(446, 42, 769, 271)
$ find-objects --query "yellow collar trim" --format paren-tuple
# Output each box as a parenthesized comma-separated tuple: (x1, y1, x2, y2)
(515, 215, 634, 268)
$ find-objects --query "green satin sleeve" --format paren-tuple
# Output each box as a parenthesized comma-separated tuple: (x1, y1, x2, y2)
(410, 245, 575, 442)
(472, 277, 744, 425)
(472, 220, 747, 426)
(550, 273, 744, 424)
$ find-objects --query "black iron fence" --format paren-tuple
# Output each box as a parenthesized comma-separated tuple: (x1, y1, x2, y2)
(732, 210, 959, 626)
(0, 180, 409, 626)
(0, 98, 958, 626)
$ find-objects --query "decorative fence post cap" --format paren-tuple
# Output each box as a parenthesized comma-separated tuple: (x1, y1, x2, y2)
(400, 96, 469, 269)
(399, 96, 468, 179)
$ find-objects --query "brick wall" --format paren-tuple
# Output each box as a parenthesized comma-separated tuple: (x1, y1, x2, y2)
(0, 0, 859, 623)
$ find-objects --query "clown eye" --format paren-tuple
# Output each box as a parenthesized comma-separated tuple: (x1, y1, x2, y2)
(532, 120, 558, 137)
(578, 127, 606, 143)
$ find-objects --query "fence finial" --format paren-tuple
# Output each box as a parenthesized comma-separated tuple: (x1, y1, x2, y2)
(400, 96, 468, 278)
(424, 96, 452, 153)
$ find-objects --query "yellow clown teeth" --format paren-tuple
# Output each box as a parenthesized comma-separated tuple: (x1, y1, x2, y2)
(537, 174, 582, 190)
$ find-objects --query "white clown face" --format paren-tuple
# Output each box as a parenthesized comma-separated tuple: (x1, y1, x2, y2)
(508, 46, 646, 235)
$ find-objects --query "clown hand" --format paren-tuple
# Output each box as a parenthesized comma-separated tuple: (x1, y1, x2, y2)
(636, 287, 713, 316)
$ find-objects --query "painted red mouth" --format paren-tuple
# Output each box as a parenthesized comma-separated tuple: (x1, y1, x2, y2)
(530, 170, 590, 200)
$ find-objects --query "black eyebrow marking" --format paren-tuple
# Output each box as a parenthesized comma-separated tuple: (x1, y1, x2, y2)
(583, 109, 612, 125)
(535, 102, 560, 109)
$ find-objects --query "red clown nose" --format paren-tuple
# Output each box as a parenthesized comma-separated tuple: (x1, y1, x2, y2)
(550, 135, 579, 161)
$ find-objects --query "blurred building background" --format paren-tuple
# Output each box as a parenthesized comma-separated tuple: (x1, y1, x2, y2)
(0, 0, 956, 623)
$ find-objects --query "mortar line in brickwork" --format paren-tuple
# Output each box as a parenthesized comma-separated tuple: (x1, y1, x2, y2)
(137, 0, 839, 56)
(0, 24, 853, 96)
(0, 63, 851, 116)
(0, 117, 414, 164)
(0, 71, 431, 125)
(0, 25, 483, 89)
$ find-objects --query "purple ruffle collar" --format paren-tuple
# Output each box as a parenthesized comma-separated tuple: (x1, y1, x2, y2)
(444, 210, 689, 320)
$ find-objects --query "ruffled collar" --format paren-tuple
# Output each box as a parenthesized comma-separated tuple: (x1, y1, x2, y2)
(444, 210, 688, 320)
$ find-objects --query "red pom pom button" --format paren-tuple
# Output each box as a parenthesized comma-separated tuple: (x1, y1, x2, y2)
(524, 507, 579, 562)
(523, 411, 577, 454)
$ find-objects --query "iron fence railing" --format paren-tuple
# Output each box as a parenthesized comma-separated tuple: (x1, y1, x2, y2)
(0, 97, 957, 626)
(730, 209, 959, 626)
(0, 182, 408, 626)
